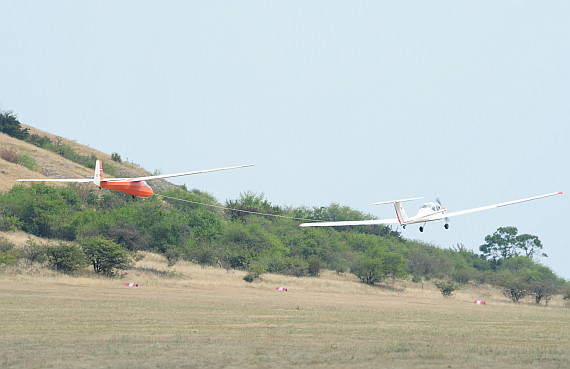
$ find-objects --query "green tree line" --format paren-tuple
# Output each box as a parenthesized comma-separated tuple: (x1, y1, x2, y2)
(0, 182, 566, 304)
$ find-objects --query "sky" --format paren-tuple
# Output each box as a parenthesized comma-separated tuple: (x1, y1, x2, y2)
(1, 1, 568, 278)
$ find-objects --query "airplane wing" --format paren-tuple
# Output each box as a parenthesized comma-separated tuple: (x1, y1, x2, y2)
(437, 191, 562, 219)
(299, 218, 400, 228)
(17, 178, 93, 182)
(103, 164, 255, 182)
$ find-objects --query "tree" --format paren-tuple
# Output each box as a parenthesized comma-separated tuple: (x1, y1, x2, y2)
(493, 257, 535, 303)
(0, 110, 30, 140)
(434, 281, 457, 297)
(479, 227, 546, 264)
(106, 221, 148, 251)
(79, 236, 133, 276)
(20, 237, 47, 267)
(45, 243, 86, 274)
(515, 234, 545, 259)
(351, 251, 407, 285)
(479, 226, 518, 263)
(526, 264, 559, 305)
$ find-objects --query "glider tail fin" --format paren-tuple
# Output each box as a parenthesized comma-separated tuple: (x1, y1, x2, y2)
(393, 201, 409, 224)
(94, 160, 103, 187)
(372, 197, 422, 225)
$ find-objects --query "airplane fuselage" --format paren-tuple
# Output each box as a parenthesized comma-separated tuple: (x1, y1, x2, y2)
(402, 205, 447, 225)
(100, 180, 153, 198)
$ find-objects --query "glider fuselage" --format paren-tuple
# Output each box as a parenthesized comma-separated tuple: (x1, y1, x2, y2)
(100, 180, 153, 198)
(399, 202, 446, 225)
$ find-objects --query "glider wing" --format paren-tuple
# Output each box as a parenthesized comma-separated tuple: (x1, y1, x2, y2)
(103, 164, 255, 182)
(438, 191, 562, 219)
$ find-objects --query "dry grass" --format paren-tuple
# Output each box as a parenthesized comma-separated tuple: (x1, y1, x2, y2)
(1, 253, 569, 368)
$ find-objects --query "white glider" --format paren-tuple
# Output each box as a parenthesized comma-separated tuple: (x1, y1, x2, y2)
(299, 192, 562, 232)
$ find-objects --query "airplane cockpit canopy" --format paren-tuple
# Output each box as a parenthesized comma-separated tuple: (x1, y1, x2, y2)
(420, 202, 441, 212)
(142, 181, 150, 187)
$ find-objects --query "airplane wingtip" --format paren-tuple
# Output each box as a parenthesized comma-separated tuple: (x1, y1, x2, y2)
(558, 191, 563, 195)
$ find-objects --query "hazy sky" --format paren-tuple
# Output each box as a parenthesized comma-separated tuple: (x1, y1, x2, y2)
(1, 1, 568, 278)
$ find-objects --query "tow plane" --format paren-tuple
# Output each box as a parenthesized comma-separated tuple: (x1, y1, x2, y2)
(299, 192, 562, 231)
(17, 160, 254, 198)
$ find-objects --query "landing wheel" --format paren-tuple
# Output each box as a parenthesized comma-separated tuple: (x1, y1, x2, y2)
(444, 223, 449, 229)
(419, 226, 424, 232)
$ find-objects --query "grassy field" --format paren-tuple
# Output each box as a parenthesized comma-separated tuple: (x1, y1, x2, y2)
(1, 253, 569, 368)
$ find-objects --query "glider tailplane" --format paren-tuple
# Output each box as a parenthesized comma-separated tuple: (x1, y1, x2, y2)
(371, 197, 422, 225)
(94, 160, 103, 187)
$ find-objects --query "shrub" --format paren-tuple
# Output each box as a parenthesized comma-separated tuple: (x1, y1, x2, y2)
(307, 255, 323, 277)
(0, 239, 19, 265)
(434, 281, 457, 297)
(20, 237, 47, 267)
(17, 152, 38, 171)
(243, 273, 254, 282)
(563, 287, 570, 302)
(106, 221, 148, 251)
(0, 237, 15, 252)
(351, 252, 407, 285)
(111, 152, 122, 163)
(79, 236, 133, 277)
(494, 269, 528, 303)
(0, 110, 30, 140)
(285, 257, 309, 277)
(0, 147, 19, 163)
(46, 243, 86, 274)
(0, 214, 23, 232)
(0, 249, 19, 265)
(164, 248, 181, 267)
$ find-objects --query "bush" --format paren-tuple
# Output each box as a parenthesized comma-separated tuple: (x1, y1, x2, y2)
(0, 237, 15, 252)
(243, 273, 254, 282)
(563, 287, 570, 302)
(0, 237, 19, 265)
(494, 269, 528, 303)
(0, 147, 19, 163)
(111, 152, 122, 163)
(0, 110, 30, 140)
(20, 237, 47, 267)
(79, 236, 133, 277)
(434, 281, 457, 297)
(351, 252, 407, 285)
(0, 214, 23, 232)
(46, 243, 86, 274)
(0, 249, 19, 265)
(307, 255, 323, 277)
(17, 152, 38, 171)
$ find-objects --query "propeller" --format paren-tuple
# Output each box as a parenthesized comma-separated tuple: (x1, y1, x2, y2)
(436, 197, 450, 229)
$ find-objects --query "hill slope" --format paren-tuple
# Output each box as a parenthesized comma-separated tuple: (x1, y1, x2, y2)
(0, 125, 176, 192)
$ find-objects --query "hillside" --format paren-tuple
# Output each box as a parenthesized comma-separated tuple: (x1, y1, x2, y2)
(0, 125, 176, 192)
(0, 122, 567, 313)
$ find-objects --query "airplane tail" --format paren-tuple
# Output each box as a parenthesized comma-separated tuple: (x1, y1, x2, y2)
(393, 201, 409, 224)
(372, 197, 422, 225)
(94, 160, 103, 187)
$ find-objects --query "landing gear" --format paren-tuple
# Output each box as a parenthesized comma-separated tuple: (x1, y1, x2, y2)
(419, 226, 424, 232)
(444, 223, 449, 229)
(402, 225, 406, 229)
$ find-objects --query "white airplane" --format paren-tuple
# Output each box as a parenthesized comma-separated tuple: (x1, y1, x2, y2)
(299, 191, 562, 232)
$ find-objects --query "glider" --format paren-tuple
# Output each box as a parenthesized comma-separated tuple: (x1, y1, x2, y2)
(17, 160, 254, 198)
(299, 192, 562, 232)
